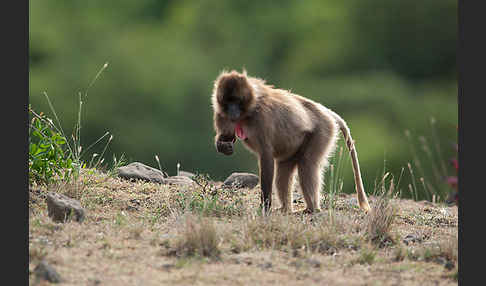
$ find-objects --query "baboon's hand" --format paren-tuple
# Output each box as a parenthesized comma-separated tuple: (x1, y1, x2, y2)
(216, 140, 234, 155)
(215, 134, 236, 155)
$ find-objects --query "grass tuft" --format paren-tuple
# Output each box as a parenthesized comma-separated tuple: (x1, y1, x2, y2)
(171, 214, 221, 259)
(365, 173, 398, 247)
(355, 246, 376, 265)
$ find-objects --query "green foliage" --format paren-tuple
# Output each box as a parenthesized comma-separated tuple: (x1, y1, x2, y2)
(29, 62, 117, 186)
(29, 106, 73, 185)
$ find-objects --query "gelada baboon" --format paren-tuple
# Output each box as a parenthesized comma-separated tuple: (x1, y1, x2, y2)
(211, 70, 371, 214)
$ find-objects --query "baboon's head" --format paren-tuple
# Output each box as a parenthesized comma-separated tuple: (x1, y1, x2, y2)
(212, 70, 256, 122)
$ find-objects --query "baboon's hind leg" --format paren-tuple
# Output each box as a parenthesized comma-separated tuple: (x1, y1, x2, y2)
(297, 159, 323, 213)
(297, 132, 336, 213)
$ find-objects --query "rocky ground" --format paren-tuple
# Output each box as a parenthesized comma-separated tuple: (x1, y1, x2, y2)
(29, 164, 458, 285)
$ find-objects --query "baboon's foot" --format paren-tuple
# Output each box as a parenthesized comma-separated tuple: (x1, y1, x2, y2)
(359, 202, 372, 212)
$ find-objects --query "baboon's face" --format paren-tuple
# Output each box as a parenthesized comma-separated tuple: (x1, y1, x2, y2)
(217, 75, 253, 122)
(223, 98, 242, 121)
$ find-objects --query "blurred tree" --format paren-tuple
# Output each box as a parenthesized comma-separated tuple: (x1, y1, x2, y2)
(29, 0, 457, 200)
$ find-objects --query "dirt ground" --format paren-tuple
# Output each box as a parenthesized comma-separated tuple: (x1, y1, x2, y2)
(29, 169, 458, 285)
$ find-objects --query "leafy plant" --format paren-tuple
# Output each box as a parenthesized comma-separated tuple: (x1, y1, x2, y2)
(29, 62, 114, 185)
(29, 106, 73, 185)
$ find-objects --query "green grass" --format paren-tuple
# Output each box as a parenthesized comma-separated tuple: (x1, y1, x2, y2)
(403, 118, 456, 203)
(29, 62, 123, 186)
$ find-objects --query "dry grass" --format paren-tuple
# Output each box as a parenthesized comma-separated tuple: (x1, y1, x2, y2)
(365, 195, 398, 247)
(29, 169, 458, 285)
(408, 234, 458, 264)
(168, 214, 221, 259)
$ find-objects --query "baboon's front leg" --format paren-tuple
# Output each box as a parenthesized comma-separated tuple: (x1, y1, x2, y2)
(259, 153, 274, 214)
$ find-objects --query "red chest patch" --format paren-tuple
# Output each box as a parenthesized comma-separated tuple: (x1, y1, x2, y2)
(235, 122, 247, 140)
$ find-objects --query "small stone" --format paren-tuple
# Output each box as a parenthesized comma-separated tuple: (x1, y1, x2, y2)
(305, 258, 321, 268)
(402, 234, 422, 245)
(161, 264, 175, 271)
(257, 262, 272, 270)
(163, 176, 194, 186)
(34, 260, 61, 283)
(223, 172, 259, 189)
(117, 162, 168, 183)
(444, 260, 455, 270)
(46, 192, 85, 223)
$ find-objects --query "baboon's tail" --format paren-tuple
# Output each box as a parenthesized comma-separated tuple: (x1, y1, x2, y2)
(328, 109, 371, 212)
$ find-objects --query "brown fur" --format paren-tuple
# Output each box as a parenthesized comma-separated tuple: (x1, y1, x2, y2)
(211, 70, 371, 214)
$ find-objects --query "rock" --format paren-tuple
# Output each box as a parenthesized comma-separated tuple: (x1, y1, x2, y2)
(34, 260, 61, 283)
(402, 234, 422, 245)
(178, 170, 196, 178)
(117, 162, 168, 183)
(46, 192, 85, 223)
(223, 172, 259, 189)
(160, 264, 175, 271)
(444, 260, 455, 270)
(117, 162, 193, 186)
(163, 176, 194, 186)
(305, 258, 321, 268)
